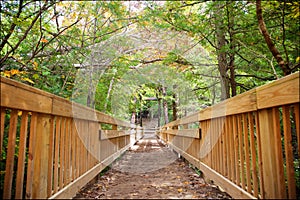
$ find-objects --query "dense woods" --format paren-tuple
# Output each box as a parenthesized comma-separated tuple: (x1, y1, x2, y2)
(1, 1, 299, 122)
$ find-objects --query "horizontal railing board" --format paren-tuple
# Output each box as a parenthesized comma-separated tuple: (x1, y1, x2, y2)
(198, 89, 257, 121)
(99, 130, 131, 140)
(1, 82, 52, 114)
(163, 129, 200, 138)
(163, 72, 299, 127)
(256, 72, 299, 109)
(0, 76, 54, 98)
(167, 112, 199, 127)
(1, 76, 131, 127)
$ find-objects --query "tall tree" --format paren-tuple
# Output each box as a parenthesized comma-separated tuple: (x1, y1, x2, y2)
(256, 0, 289, 75)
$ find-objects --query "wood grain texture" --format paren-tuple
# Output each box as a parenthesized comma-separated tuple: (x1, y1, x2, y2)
(256, 72, 299, 109)
(163, 129, 200, 138)
(15, 112, 29, 199)
(3, 110, 18, 199)
(1, 83, 52, 113)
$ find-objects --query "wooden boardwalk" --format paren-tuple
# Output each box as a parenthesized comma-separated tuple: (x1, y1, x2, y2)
(74, 130, 231, 199)
(1, 73, 299, 199)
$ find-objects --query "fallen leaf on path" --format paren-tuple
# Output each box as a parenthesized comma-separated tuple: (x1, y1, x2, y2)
(178, 188, 183, 193)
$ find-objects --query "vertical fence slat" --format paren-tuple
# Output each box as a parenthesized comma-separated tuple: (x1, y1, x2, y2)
(229, 116, 235, 182)
(76, 122, 80, 178)
(15, 111, 29, 199)
(258, 109, 280, 198)
(26, 112, 37, 198)
(53, 117, 61, 193)
(272, 108, 286, 198)
(233, 115, 239, 185)
(294, 103, 300, 160)
(3, 110, 18, 199)
(282, 105, 296, 199)
(0, 108, 5, 155)
(248, 112, 258, 196)
(237, 115, 244, 189)
(71, 120, 76, 181)
(47, 116, 55, 198)
(243, 113, 251, 193)
(218, 119, 223, 174)
(32, 114, 51, 198)
(232, 115, 240, 184)
(224, 117, 230, 177)
(254, 112, 264, 199)
(64, 118, 70, 185)
(59, 118, 65, 189)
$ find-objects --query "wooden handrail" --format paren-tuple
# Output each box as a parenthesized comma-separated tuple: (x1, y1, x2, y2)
(0, 76, 143, 199)
(157, 72, 299, 199)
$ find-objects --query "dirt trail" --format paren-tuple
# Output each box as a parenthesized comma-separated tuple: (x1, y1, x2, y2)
(74, 130, 231, 199)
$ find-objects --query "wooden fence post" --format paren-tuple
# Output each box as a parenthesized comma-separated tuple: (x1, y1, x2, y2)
(32, 113, 52, 199)
(258, 109, 281, 199)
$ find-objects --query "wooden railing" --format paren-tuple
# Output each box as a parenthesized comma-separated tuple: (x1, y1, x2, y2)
(157, 72, 299, 199)
(0, 76, 144, 199)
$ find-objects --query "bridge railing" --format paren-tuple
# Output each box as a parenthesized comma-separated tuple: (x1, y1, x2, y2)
(0, 76, 143, 199)
(157, 72, 299, 199)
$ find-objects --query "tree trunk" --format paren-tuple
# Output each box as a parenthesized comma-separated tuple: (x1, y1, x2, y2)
(157, 89, 161, 127)
(172, 92, 177, 121)
(157, 98, 161, 127)
(172, 85, 178, 121)
(162, 86, 169, 124)
(103, 76, 114, 112)
(256, 0, 290, 75)
(214, 1, 230, 100)
(139, 94, 142, 127)
(131, 96, 137, 124)
(87, 66, 95, 108)
(227, 2, 237, 97)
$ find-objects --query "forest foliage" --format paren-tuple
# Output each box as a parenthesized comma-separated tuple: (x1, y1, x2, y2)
(1, 0, 299, 122)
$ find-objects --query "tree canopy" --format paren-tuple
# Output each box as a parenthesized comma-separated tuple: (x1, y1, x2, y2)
(1, 0, 299, 122)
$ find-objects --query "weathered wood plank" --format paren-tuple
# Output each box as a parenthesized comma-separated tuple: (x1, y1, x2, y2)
(243, 113, 251, 194)
(3, 110, 18, 199)
(282, 106, 296, 199)
(15, 111, 29, 199)
(53, 117, 61, 193)
(0, 108, 5, 155)
(249, 112, 258, 196)
(295, 103, 300, 159)
(272, 108, 286, 198)
(254, 112, 264, 199)
(164, 129, 200, 138)
(25, 113, 37, 199)
(256, 72, 299, 109)
(59, 117, 65, 189)
(32, 114, 51, 199)
(1, 82, 52, 113)
(198, 89, 257, 121)
(237, 115, 245, 189)
(47, 116, 55, 198)
(100, 130, 131, 140)
(258, 109, 279, 198)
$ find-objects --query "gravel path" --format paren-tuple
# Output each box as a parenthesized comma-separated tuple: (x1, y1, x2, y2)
(74, 132, 231, 199)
